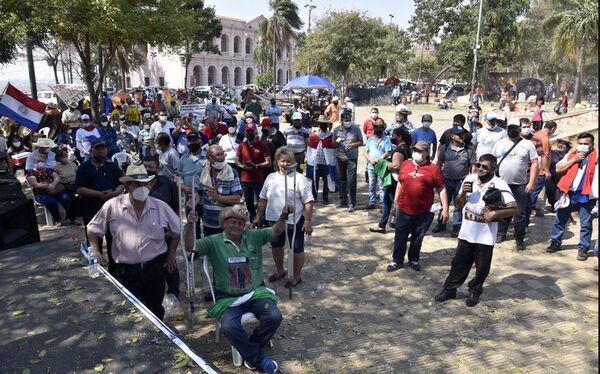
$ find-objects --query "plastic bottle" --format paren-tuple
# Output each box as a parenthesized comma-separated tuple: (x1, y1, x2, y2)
(163, 293, 180, 317)
(88, 255, 99, 278)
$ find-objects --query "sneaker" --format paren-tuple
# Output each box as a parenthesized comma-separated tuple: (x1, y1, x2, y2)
(516, 238, 526, 251)
(434, 289, 457, 302)
(336, 202, 348, 209)
(431, 224, 446, 233)
(369, 226, 386, 233)
(465, 293, 480, 307)
(257, 357, 278, 373)
(546, 240, 561, 253)
(244, 361, 258, 371)
(348, 204, 356, 213)
(409, 261, 421, 271)
(364, 203, 377, 210)
(450, 227, 460, 238)
(577, 248, 589, 261)
(386, 262, 403, 272)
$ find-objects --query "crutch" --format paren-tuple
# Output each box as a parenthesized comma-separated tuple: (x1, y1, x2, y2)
(284, 165, 298, 300)
(177, 175, 196, 326)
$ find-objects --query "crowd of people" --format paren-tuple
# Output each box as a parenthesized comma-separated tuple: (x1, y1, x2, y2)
(1, 89, 597, 373)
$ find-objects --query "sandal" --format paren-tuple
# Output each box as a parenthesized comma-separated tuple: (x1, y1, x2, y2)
(284, 278, 302, 288)
(268, 271, 286, 282)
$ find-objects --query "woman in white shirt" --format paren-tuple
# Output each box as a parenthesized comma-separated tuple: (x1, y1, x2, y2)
(219, 122, 240, 171)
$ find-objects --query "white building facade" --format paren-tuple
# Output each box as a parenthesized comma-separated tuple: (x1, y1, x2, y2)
(129, 15, 301, 89)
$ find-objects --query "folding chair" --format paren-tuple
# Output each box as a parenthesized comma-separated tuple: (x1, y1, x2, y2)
(38, 127, 51, 138)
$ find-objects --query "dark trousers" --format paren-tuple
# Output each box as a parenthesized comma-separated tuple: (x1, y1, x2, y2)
(498, 183, 527, 240)
(311, 164, 329, 201)
(443, 239, 494, 296)
(242, 181, 264, 222)
(378, 181, 396, 228)
(113, 253, 167, 320)
(526, 175, 546, 225)
(165, 266, 180, 299)
(219, 298, 282, 366)
(83, 208, 116, 274)
(392, 209, 434, 264)
(336, 158, 358, 205)
(437, 177, 464, 229)
(545, 177, 559, 208)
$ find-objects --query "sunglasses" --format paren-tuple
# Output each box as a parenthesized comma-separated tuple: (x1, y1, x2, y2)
(475, 163, 490, 171)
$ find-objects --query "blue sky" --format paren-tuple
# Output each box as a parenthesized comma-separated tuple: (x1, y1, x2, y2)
(204, 0, 416, 30)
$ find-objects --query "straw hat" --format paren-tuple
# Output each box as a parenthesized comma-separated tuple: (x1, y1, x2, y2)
(68, 101, 78, 109)
(118, 164, 155, 184)
(32, 138, 56, 148)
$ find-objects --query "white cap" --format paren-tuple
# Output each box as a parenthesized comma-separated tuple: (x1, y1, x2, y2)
(81, 114, 90, 120)
(508, 118, 520, 126)
(331, 96, 339, 102)
(292, 112, 302, 121)
(496, 114, 506, 122)
(484, 112, 497, 121)
(396, 104, 411, 114)
(344, 97, 351, 102)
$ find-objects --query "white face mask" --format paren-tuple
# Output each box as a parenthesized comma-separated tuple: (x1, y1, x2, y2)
(577, 144, 591, 153)
(245, 118, 253, 124)
(143, 125, 150, 131)
(422, 122, 432, 128)
(13, 141, 21, 147)
(101, 121, 108, 126)
(370, 113, 378, 119)
(159, 116, 167, 123)
(521, 127, 533, 136)
(344, 122, 352, 129)
(228, 126, 236, 134)
(412, 151, 424, 162)
(131, 186, 150, 201)
(212, 160, 226, 170)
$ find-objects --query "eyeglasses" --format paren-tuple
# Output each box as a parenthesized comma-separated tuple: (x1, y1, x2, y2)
(475, 163, 490, 171)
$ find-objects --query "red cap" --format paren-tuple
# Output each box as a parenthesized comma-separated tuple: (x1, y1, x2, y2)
(245, 123, 257, 133)
(261, 117, 272, 126)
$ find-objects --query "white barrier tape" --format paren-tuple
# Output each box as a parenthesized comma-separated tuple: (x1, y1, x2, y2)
(79, 244, 218, 374)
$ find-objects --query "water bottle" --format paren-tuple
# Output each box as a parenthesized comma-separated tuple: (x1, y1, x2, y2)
(88, 255, 99, 278)
(163, 293, 180, 317)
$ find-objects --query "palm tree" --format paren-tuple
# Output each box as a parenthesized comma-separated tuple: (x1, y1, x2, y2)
(543, 0, 598, 103)
(254, 19, 272, 74)
(265, 0, 303, 93)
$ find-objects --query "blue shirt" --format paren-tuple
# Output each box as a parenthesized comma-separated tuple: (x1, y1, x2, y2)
(98, 126, 119, 155)
(201, 168, 243, 228)
(177, 152, 207, 191)
(411, 127, 437, 154)
(265, 105, 281, 124)
(364, 136, 393, 170)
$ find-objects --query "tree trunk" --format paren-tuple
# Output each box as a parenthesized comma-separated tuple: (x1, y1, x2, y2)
(61, 52, 66, 84)
(272, 44, 277, 98)
(573, 42, 585, 104)
(52, 60, 59, 84)
(25, 39, 38, 99)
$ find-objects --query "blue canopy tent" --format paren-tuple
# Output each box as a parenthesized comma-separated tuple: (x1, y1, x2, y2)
(282, 75, 333, 91)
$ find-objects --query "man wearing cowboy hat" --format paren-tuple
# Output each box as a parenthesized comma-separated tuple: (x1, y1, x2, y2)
(184, 204, 289, 373)
(25, 137, 57, 171)
(87, 164, 180, 320)
(61, 101, 81, 130)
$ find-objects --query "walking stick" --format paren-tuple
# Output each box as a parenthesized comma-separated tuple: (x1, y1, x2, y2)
(188, 176, 197, 325)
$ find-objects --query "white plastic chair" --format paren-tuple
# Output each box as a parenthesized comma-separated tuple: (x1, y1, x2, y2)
(202, 256, 271, 367)
(38, 127, 50, 138)
(111, 151, 134, 168)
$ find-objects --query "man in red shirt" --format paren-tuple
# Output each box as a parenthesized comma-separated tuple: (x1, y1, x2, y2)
(362, 107, 380, 139)
(387, 141, 449, 272)
(202, 116, 228, 145)
(235, 123, 272, 222)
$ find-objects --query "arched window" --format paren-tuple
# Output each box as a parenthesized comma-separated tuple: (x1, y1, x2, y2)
(220, 35, 229, 53)
(192, 65, 202, 86)
(234, 67, 242, 86)
(277, 69, 284, 86)
(245, 67, 253, 85)
(221, 66, 230, 86)
(233, 36, 241, 54)
(245, 38, 253, 56)
(208, 66, 217, 85)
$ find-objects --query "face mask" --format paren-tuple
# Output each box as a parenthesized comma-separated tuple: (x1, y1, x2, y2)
(82, 122, 91, 128)
(374, 129, 384, 137)
(577, 144, 591, 153)
(101, 121, 108, 127)
(188, 143, 201, 153)
(131, 186, 150, 201)
(13, 141, 21, 147)
(412, 152, 424, 162)
(344, 122, 352, 129)
(370, 113, 378, 119)
(557, 146, 568, 154)
(521, 127, 533, 136)
(159, 116, 167, 123)
(66, 129, 72, 134)
(143, 125, 150, 131)
(422, 122, 431, 128)
(245, 118, 253, 124)
(479, 172, 493, 183)
(212, 160, 226, 170)
(228, 126, 236, 134)
(246, 133, 256, 141)
(508, 128, 520, 138)
(155, 148, 163, 155)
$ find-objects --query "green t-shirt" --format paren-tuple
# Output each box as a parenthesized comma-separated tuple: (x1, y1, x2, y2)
(195, 228, 272, 297)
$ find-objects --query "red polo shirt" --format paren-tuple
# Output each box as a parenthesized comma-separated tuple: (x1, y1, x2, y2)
(236, 140, 270, 183)
(397, 160, 444, 215)
(202, 123, 228, 142)
(363, 118, 376, 138)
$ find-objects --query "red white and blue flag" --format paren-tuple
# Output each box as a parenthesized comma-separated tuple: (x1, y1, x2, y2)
(0, 83, 47, 130)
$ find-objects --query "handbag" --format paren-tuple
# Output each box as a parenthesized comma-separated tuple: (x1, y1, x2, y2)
(553, 102, 561, 115)
(495, 138, 521, 177)
(554, 193, 571, 211)
(482, 183, 513, 209)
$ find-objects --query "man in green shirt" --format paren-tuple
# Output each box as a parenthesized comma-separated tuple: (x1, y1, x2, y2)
(244, 97, 262, 121)
(185, 204, 288, 373)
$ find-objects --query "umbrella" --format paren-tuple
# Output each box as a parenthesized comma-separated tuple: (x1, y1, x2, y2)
(282, 75, 333, 91)
(384, 76, 400, 86)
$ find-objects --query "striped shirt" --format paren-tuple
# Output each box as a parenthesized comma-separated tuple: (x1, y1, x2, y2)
(283, 127, 310, 154)
(201, 169, 243, 228)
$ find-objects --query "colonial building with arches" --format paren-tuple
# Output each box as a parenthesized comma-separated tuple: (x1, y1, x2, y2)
(129, 15, 301, 89)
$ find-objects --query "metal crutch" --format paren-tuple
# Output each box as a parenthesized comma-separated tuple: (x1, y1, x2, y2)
(178, 175, 196, 326)
(284, 165, 298, 300)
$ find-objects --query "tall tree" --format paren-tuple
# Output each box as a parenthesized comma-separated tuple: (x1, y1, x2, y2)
(543, 0, 598, 103)
(38, 36, 65, 84)
(265, 0, 303, 90)
(0, 32, 18, 65)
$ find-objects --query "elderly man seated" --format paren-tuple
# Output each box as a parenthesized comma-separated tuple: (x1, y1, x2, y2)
(185, 204, 288, 374)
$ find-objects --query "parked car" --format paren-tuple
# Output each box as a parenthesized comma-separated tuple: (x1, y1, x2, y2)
(37, 91, 58, 107)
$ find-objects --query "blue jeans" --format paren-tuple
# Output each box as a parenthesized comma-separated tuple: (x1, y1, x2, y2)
(367, 168, 382, 205)
(550, 196, 596, 249)
(498, 184, 527, 240)
(378, 181, 396, 228)
(437, 177, 464, 229)
(392, 209, 434, 264)
(34, 191, 71, 221)
(219, 298, 282, 366)
(526, 175, 546, 225)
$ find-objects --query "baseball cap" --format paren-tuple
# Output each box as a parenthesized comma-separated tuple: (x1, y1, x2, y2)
(292, 112, 302, 121)
(187, 131, 201, 139)
(81, 114, 90, 121)
(412, 141, 428, 153)
(245, 123, 257, 133)
(484, 112, 497, 121)
(90, 137, 106, 147)
(261, 117, 272, 126)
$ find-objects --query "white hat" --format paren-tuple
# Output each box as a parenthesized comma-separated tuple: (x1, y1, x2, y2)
(81, 114, 90, 121)
(344, 97, 351, 102)
(508, 118, 520, 126)
(32, 138, 56, 148)
(396, 104, 411, 114)
(496, 114, 506, 122)
(484, 112, 497, 121)
(119, 164, 155, 184)
(292, 112, 302, 121)
(331, 96, 339, 102)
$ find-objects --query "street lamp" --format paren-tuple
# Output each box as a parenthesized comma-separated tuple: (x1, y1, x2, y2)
(389, 14, 394, 25)
(470, 0, 484, 103)
(305, 0, 317, 75)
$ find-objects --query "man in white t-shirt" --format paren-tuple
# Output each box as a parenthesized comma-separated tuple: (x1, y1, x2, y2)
(435, 154, 517, 307)
(149, 112, 175, 150)
(492, 124, 539, 250)
(343, 97, 355, 122)
(475, 112, 507, 159)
